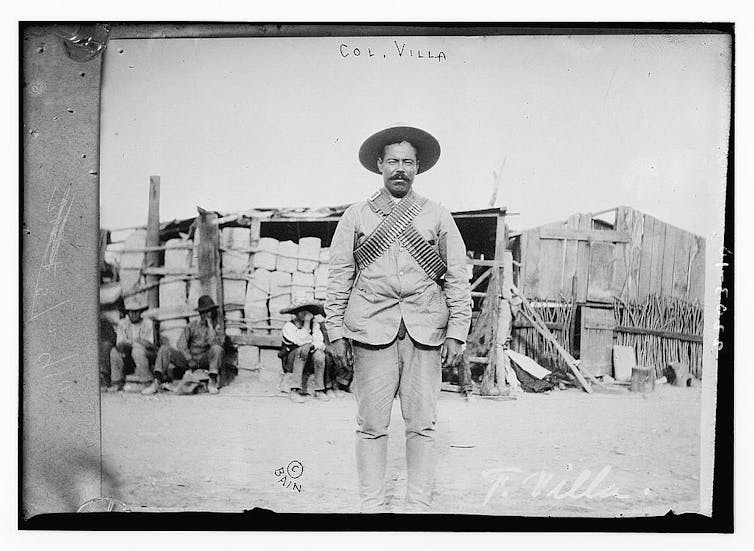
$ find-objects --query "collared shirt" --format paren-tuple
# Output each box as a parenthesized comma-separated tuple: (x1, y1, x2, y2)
(115, 316, 154, 347)
(282, 317, 326, 350)
(178, 317, 224, 360)
(325, 187, 472, 347)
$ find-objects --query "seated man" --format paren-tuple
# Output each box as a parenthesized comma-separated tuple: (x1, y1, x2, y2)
(279, 302, 330, 403)
(108, 304, 157, 391)
(143, 295, 225, 395)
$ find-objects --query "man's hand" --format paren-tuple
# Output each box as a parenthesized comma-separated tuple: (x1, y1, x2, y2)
(441, 338, 463, 368)
(327, 338, 352, 370)
(188, 358, 198, 370)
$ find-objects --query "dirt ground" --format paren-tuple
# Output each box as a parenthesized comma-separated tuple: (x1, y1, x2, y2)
(101, 371, 701, 516)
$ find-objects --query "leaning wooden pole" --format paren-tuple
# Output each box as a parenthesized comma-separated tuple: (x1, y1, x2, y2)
(197, 207, 225, 335)
(511, 284, 594, 393)
(145, 176, 161, 309)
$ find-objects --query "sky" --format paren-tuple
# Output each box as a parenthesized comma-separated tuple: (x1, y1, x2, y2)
(100, 34, 731, 237)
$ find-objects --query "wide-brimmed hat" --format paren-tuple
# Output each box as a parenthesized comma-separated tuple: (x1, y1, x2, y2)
(358, 125, 441, 175)
(279, 301, 325, 317)
(195, 295, 219, 313)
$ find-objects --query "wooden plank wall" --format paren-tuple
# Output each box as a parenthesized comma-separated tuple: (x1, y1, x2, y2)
(518, 207, 705, 304)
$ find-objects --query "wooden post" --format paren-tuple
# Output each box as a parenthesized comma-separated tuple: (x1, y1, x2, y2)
(197, 208, 225, 335)
(145, 176, 160, 309)
(481, 212, 509, 395)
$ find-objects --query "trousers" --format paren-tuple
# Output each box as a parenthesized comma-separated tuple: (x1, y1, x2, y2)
(154, 344, 224, 380)
(352, 332, 442, 512)
(109, 343, 156, 384)
(282, 343, 325, 392)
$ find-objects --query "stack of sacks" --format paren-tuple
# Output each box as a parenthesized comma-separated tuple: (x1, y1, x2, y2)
(253, 237, 278, 270)
(276, 240, 298, 273)
(159, 238, 191, 313)
(268, 271, 292, 330)
(188, 279, 216, 308)
(224, 309, 244, 337)
(221, 227, 250, 308)
(120, 229, 149, 310)
(164, 236, 192, 270)
(292, 272, 315, 303)
(160, 318, 187, 348)
(237, 345, 260, 370)
(314, 247, 329, 300)
(245, 268, 271, 334)
(297, 237, 321, 273)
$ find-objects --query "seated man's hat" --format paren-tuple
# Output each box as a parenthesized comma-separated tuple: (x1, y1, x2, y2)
(196, 295, 219, 313)
(358, 125, 441, 175)
(280, 301, 325, 317)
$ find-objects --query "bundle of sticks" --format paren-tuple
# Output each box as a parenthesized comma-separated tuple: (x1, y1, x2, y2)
(510, 296, 575, 373)
(613, 295, 703, 378)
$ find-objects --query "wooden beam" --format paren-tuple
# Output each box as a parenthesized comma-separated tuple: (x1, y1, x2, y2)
(146, 176, 160, 309)
(469, 268, 492, 291)
(468, 259, 506, 267)
(539, 227, 631, 243)
(513, 319, 564, 332)
(615, 325, 703, 344)
(229, 333, 283, 348)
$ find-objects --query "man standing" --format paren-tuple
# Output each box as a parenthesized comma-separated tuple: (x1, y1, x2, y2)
(108, 305, 157, 391)
(143, 295, 224, 395)
(325, 125, 471, 512)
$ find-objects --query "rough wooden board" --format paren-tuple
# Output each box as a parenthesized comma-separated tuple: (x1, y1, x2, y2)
(536, 221, 567, 300)
(586, 241, 615, 303)
(660, 223, 678, 296)
(580, 307, 617, 377)
(507, 349, 550, 380)
(561, 214, 580, 298)
(637, 214, 656, 298)
(538, 228, 631, 242)
(672, 229, 692, 298)
(575, 213, 591, 302)
(610, 241, 628, 300)
(620, 207, 644, 300)
(688, 236, 706, 303)
(647, 215, 666, 296)
(522, 229, 541, 298)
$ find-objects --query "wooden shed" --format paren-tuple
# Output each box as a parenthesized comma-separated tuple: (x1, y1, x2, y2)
(508, 206, 705, 379)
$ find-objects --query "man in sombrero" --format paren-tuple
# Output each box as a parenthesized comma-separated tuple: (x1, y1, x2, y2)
(325, 125, 472, 512)
(279, 301, 330, 403)
(142, 294, 225, 395)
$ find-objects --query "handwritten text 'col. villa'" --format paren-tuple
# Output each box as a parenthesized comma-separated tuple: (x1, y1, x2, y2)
(339, 40, 447, 63)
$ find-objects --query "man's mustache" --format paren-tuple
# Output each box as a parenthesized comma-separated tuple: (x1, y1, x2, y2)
(390, 174, 409, 181)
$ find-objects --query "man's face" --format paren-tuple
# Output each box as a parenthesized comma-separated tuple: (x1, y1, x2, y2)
(296, 310, 313, 324)
(200, 310, 212, 323)
(377, 141, 419, 198)
(127, 310, 142, 323)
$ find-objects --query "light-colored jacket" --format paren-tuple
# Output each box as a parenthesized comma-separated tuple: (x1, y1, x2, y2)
(325, 188, 471, 347)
